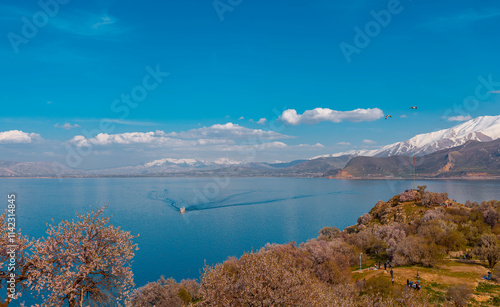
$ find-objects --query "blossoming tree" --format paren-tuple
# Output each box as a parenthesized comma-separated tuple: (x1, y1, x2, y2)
(29, 205, 138, 307)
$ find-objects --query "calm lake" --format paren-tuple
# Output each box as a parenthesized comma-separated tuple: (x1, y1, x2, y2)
(2, 177, 500, 298)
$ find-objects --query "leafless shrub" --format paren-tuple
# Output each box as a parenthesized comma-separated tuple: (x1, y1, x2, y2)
(358, 213, 373, 225)
(447, 283, 473, 306)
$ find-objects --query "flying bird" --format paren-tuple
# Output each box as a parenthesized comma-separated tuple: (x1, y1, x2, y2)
(385, 115, 392, 119)
(410, 106, 417, 109)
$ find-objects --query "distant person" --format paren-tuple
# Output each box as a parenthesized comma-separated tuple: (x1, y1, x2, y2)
(390, 269, 394, 278)
(483, 272, 492, 280)
(407, 279, 409, 286)
(416, 270, 420, 278)
(392, 277, 394, 285)
(384, 263, 387, 270)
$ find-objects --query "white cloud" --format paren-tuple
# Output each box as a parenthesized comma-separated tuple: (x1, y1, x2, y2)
(256, 118, 267, 125)
(54, 122, 80, 130)
(69, 132, 201, 147)
(0, 130, 42, 144)
(336, 142, 351, 146)
(447, 115, 472, 122)
(363, 139, 377, 145)
(296, 143, 325, 148)
(169, 123, 290, 140)
(69, 123, 292, 148)
(489, 90, 500, 94)
(238, 116, 244, 120)
(279, 108, 384, 125)
(400, 114, 407, 118)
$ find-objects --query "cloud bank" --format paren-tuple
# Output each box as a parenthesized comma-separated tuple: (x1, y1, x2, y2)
(279, 108, 384, 125)
(447, 115, 472, 122)
(0, 130, 42, 144)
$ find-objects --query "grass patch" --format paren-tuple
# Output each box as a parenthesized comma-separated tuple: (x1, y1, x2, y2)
(351, 258, 377, 271)
(423, 285, 446, 303)
(476, 282, 500, 293)
(429, 281, 447, 290)
(488, 295, 500, 306)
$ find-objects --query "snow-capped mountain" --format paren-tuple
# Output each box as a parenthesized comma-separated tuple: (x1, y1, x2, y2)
(318, 115, 500, 158)
(87, 158, 244, 175)
(144, 157, 242, 168)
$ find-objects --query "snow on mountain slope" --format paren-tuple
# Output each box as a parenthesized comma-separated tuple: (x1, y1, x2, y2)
(144, 157, 242, 168)
(318, 115, 500, 159)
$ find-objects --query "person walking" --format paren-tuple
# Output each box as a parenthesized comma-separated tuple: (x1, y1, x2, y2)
(392, 277, 394, 285)
(384, 262, 387, 270)
(390, 269, 394, 278)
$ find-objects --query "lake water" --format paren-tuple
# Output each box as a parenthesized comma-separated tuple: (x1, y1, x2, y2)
(2, 177, 500, 303)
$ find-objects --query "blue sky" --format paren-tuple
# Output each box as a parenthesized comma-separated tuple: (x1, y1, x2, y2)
(1, 0, 500, 168)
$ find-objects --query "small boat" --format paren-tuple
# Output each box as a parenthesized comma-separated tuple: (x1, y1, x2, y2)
(179, 207, 186, 214)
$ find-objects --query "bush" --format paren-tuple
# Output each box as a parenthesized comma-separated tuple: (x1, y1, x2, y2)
(400, 190, 417, 202)
(421, 208, 445, 223)
(392, 236, 444, 267)
(300, 239, 352, 284)
(347, 230, 386, 255)
(358, 213, 373, 225)
(198, 249, 326, 306)
(318, 226, 341, 240)
(439, 230, 467, 252)
(130, 276, 183, 307)
(473, 234, 500, 268)
(421, 192, 448, 206)
(363, 275, 394, 300)
(447, 284, 472, 306)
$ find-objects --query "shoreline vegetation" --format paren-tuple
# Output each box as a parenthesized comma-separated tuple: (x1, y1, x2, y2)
(3, 186, 500, 306)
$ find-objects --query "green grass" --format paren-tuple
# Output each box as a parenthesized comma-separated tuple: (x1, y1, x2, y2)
(351, 258, 377, 271)
(429, 281, 447, 290)
(488, 296, 500, 306)
(476, 282, 500, 293)
(424, 285, 446, 303)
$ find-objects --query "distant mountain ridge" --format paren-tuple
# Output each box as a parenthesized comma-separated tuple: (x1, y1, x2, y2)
(326, 139, 500, 179)
(317, 115, 500, 159)
(0, 161, 78, 177)
(3, 115, 500, 178)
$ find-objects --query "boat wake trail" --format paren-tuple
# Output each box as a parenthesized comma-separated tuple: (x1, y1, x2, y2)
(185, 190, 358, 212)
(148, 187, 358, 212)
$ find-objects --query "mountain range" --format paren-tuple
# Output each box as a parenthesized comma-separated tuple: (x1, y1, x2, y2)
(2, 115, 500, 178)
(326, 138, 500, 179)
(317, 115, 500, 158)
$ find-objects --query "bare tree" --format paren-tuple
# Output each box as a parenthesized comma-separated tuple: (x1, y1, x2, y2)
(447, 284, 473, 306)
